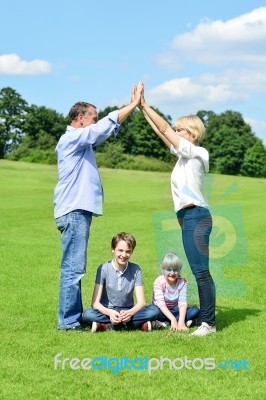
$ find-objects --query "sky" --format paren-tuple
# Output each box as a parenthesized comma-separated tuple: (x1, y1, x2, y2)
(1, 0, 266, 144)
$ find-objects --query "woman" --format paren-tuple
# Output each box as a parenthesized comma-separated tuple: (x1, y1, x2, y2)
(139, 86, 216, 336)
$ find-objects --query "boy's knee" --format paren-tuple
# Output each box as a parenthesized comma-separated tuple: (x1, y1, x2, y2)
(82, 308, 95, 322)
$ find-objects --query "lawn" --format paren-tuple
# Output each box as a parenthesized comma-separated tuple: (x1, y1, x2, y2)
(0, 160, 265, 400)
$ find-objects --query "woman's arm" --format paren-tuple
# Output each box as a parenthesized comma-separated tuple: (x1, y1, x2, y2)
(139, 92, 181, 150)
(141, 107, 172, 149)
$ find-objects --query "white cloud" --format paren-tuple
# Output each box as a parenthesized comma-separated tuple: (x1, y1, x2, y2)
(146, 70, 253, 110)
(149, 3, 266, 115)
(145, 68, 266, 126)
(0, 54, 51, 75)
(145, 75, 266, 142)
(157, 7, 266, 68)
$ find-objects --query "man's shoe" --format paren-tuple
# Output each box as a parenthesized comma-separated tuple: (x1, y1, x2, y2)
(91, 322, 112, 333)
(151, 320, 168, 329)
(140, 321, 152, 331)
(186, 320, 193, 328)
(190, 322, 216, 336)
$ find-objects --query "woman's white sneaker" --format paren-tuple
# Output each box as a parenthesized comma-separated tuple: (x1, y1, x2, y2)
(190, 322, 216, 336)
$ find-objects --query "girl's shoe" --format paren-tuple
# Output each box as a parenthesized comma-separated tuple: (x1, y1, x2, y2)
(151, 320, 168, 329)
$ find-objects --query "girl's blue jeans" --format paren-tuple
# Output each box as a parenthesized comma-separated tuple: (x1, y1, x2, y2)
(154, 305, 200, 324)
(177, 206, 216, 326)
(55, 210, 92, 330)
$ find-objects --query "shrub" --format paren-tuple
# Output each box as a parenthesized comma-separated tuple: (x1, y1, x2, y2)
(95, 152, 173, 172)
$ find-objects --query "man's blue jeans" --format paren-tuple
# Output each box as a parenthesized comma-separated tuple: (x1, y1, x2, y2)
(83, 304, 159, 329)
(55, 210, 92, 329)
(177, 206, 216, 326)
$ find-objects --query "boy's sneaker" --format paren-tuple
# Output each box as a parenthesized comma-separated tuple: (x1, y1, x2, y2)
(151, 320, 168, 329)
(186, 320, 193, 328)
(91, 322, 112, 333)
(140, 321, 152, 331)
(190, 322, 216, 336)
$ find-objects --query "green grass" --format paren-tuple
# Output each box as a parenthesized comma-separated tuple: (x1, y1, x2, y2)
(0, 160, 265, 400)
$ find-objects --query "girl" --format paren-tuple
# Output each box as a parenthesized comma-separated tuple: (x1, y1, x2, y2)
(152, 252, 200, 331)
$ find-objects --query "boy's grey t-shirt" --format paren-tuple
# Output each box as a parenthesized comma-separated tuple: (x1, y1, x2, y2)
(95, 261, 143, 309)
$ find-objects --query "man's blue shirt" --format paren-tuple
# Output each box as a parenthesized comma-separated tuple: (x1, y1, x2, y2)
(54, 111, 120, 218)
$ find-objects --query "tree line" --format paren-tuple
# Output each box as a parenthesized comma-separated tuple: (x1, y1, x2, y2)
(0, 87, 265, 177)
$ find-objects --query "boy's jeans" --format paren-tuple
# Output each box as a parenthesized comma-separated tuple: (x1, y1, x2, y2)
(55, 210, 92, 329)
(83, 304, 159, 329)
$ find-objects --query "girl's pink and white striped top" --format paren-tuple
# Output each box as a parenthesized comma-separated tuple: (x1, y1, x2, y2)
(152, 275, 187, 310)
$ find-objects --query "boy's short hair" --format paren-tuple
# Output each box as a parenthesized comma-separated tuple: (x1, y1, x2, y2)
(111, 232, 136, 251)
(161, 252, 182, 271)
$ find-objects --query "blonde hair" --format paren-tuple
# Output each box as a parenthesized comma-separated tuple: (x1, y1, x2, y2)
(161, 252, 182, 272)
(174, 115, 205, 143)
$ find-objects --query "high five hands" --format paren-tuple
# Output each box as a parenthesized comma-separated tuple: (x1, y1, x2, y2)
(131, 81, 145, 108)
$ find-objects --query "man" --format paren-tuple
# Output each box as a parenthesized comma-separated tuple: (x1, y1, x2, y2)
(54, 82, 143, 330)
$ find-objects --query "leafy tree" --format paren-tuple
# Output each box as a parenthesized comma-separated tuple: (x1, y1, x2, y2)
(200, 110, 256, 175)
(24, 104, 67, 144)
(2, 86, 265, 177)
(6, 104, 67, 161)
(241, 139, 266, 178)
(96, 106, 172, 161)
(0, 87, 28, 157)
(97, 106, 136, 154)
(129, 108, 172, 160)
(102, 142, 126, 168)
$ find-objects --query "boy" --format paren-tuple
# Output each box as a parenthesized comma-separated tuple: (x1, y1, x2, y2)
(83, 232, 158, 332)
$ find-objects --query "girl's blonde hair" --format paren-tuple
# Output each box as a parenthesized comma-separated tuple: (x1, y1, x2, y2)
(174, 115, 205, 143)
(161, 252, 182, 272)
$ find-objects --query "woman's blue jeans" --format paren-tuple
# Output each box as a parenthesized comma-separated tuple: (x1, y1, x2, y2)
(177, 206, 216, 326)
(55, 210, 92, 330)
(83, 305, 159, 330)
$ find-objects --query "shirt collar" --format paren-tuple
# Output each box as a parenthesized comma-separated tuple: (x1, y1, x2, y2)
(111, 260, 128, 274)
